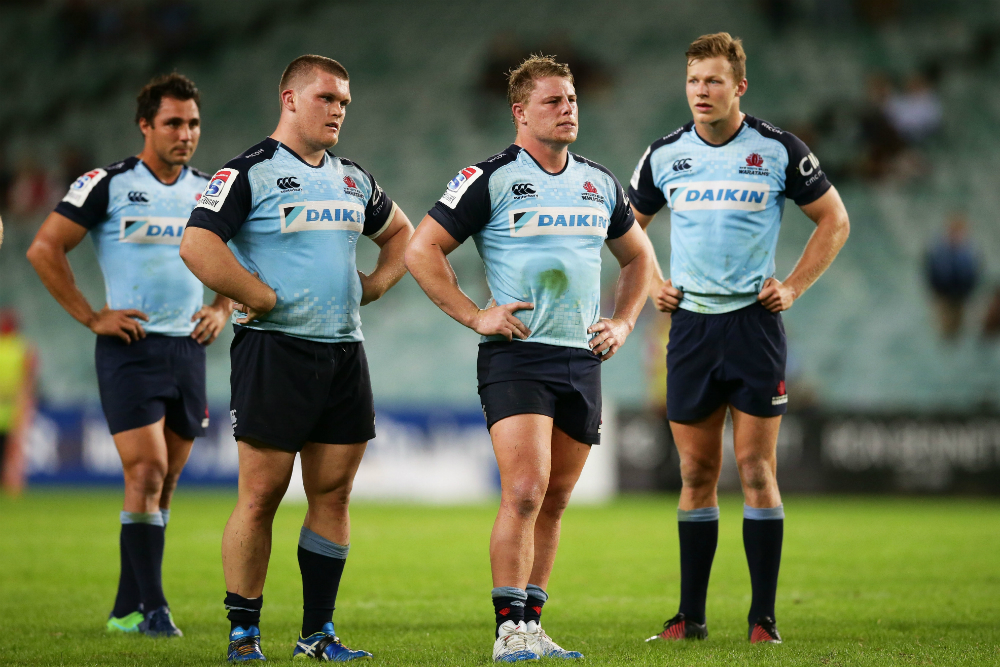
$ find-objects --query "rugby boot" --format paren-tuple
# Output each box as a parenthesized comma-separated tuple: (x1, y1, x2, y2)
(646, 612, 707, 641)
(493, 620, 539, 662)
(139, 605, 182, 637)
(749, 616, 782, 644)
(524, 620, 583, 658)
(228, 625, 266, 661)
(292, 622, 372, 661)
(106, 610, 144, 633)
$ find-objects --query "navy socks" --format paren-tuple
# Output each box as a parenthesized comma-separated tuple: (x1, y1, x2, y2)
(743, 504, 784, 624)
(119, 511, 167, 613)
(524, 584, 547, 625)
(676, 507, 719, 625)
(226, 592, 263, 631)
(298, 526, 349, 637)
(492, 586, 526, 636)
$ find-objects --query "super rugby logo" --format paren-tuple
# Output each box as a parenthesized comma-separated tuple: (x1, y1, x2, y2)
(119, 217, 188, 245)
(280, 200, 365, 233)
(508, 207, 609, 237)
(197, 168, 239, 212)
(62, 168, 107, 207)
(439, 166, 483, 209)
(668, 180, 770, 212)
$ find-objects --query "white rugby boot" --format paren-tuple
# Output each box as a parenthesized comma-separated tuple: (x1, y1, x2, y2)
(525, 620, 584, 659)
(492, 620, 540, 662)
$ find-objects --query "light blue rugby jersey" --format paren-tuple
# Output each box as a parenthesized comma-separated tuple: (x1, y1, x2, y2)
(628, 115, 832, 314)
(428, 145, 635, 350)
(186, 138, 396, 343)
(54, 157, 210, 335)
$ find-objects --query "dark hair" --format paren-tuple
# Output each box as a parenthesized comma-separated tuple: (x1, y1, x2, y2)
(506, 54, 574, 127)
(135, 73, 200, 126)
(279, 55, 350, 94)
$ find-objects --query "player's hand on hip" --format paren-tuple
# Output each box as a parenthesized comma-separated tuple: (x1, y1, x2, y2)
(588, 317, 633, 361)
(234, 273, 277, 325)
(190, 303, 231, 345)
(472, 302, 533, 341)
(358, 270, 382, 306)
(654, 278, 683, 313)
(757, 277, 796, 312)
(88, 306, 148, 344)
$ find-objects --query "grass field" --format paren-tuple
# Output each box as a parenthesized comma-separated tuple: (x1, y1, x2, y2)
(1, 491, 998, 666)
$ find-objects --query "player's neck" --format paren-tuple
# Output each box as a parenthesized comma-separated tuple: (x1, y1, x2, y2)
(270, 127, 328, 167)
(515, 135, 569, 174)
(693, 110, 745, 146)
(137, 149, 183, 185)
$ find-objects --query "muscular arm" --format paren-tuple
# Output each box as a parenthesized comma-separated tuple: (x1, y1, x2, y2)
(633, 206, 683, 312)
(404, 215, 532, 341)
(359, 205, 415, 305)
(588, 223, 655, 360)
(758, 185, 850, 312)
(179, 227, 277, 323)
(26, 211, 148, 342)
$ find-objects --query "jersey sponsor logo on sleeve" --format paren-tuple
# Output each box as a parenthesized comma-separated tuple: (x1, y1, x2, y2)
(119, 217, 189, 245)
(798, 153, 820, 176)
(62, 168, 108, 207)
(439, 166, 483, 209)
(196, 168, 239, 212)
(508, 206, 609, 237)
(669, 180, 770, 212)
(279, 200, 365, 233)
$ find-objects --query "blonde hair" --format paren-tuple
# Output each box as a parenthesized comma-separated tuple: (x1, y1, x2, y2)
(506, 54, 574, 126)
(686, 32, 746, 82)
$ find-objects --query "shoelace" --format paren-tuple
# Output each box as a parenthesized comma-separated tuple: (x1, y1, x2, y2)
(500, 631, 531, 653)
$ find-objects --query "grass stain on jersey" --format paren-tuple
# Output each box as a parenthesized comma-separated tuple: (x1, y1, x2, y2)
(537, 269, 569, 298)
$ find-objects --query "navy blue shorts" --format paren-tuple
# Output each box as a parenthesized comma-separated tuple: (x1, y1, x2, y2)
(229, 327, 376, 452)
(477, 341, 602, 445)
(666, 302, 787, 422)
(95, 333, 208, 438)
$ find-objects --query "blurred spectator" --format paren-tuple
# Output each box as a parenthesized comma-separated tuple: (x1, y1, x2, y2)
(478, 32, 611, 99)
(858, 74, 906, 180)
(58, 147, 93, 190)
(6, 158, 58, 219)
(925, 213, 980, 340)
(0, 309, 37, 497)
(884, 73, 942, 144)
(982, 286, 1000, 339)
(480, 32, 530, 97)
(854, 0, 899, 26)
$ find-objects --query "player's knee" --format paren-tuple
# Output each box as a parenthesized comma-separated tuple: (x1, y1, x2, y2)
(680, 455, 720, 490)
(505, 480, 546, 519)
(239, 480, 286, 519)
(540, 483, 574, 518)
(736, 454, 775, 491)
(124, 459, 167, 497)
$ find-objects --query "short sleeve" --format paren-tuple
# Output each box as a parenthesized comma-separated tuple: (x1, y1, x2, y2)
(54, 168, 112, 229)
(607, 175, 636, 240)
(186, 166, 252, 242)
(427, 166, 492, 243)
(627, 146, 667, 216)
(355, 165, 395, 237)
(783, 134, 832, 206)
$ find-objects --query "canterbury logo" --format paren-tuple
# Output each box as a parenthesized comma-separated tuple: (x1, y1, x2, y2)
(511, 183, 536, 196)
(672, 159, 692, 171)
(127, 191, 149, 203)
(276, 176, 300, 190)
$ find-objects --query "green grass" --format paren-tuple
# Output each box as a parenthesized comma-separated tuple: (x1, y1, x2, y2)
(1, 491, 998, 666)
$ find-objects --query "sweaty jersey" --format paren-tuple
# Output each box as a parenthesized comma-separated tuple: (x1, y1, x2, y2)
(54, 157, 210, 335)
(186, 138, 396, 343)
(428, 144, 635, 350)
(628, 115, 832, 314)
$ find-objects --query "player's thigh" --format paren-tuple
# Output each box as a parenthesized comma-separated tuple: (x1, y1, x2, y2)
(113, 417, 169, 473)
(669, 403, 727, 479)
(490, 412, 555, 496)
(163, 425, 194, 478)
(299, 441, 368, 497)
(546, 426, 591, 499)
(236, 438, 296, 504)
(730, 406, 781, 470)
(163, 336, 209, 442)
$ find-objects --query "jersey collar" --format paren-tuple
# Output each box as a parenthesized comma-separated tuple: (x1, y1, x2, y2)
(272, 137, 328, 169)
(691, 115, 747, 148)
(138, 159, 187, 187)
(510, 144, 571, 176)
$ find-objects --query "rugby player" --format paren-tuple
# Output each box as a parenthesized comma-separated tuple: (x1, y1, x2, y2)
(179, 55, 413, 662)
(27, 73, 229, 636)
(406, 56, 654, 662)
(631, 33, 850, 644)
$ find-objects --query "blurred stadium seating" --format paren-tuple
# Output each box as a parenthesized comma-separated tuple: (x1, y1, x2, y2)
(2, 0, 1000, 491)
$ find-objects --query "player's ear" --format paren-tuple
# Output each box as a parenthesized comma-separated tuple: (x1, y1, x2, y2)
(280, 88, 297, 113)
(736, 78, 748, 97)
(511, 102, 527, 126)
(138, 117, 153, 137)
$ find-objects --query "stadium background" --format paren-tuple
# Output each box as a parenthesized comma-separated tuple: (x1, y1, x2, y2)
(1, 2, 999, 666)
(3, 0, 1000, 496)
